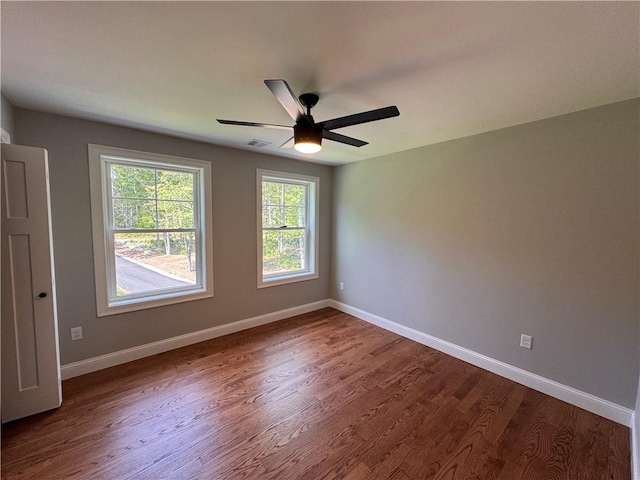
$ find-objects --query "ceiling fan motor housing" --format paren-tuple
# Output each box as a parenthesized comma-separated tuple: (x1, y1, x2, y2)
(293, 119, 322, 146)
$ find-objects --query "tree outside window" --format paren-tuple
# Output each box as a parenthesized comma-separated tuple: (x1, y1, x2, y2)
(257, 170, 319, 288)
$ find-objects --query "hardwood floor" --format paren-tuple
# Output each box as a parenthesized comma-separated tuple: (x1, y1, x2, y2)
(1, 308, 630, 479)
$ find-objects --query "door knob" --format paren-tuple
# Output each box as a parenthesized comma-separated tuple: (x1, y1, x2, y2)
(38, 292, 47, 298)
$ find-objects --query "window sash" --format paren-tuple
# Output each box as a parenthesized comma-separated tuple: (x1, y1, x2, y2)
(105, 161, 198, 231)
(261, 181, 309, 277)
(262, 227, 310, 278)
(257, 169, 319, 288)
(105, 228, 203, 304)
(88, 144, 213, 316)
(261, 180, 308, 229)
(261, 226, 306, 231)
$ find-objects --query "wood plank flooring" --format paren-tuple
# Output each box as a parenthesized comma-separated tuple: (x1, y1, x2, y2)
(1, 308, 630, 479)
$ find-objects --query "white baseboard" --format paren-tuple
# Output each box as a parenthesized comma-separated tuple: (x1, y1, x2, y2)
(329, 300, 633, 427)
(61, 299, 330, 380)
(62, 298, 633, 428)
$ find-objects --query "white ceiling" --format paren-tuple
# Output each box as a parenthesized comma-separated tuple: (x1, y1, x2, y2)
(2, 1, 638, 165)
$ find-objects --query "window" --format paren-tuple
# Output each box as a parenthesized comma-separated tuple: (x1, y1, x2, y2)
(257, 169, 319, 288)
(88, 145, 213, 316)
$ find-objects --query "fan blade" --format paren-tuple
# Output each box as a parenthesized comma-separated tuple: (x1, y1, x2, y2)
(279, 136, 295, 149)
(217, 119, 292, 130)
(264, 79, 305, 122)
(323, 130, 368, 147)
(319, 106, 399, 131)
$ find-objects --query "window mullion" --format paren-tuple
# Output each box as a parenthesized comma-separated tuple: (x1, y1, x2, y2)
(112, 228, 197, 234)
(262, 227, 305, 231)
(154, 169, 159, 230)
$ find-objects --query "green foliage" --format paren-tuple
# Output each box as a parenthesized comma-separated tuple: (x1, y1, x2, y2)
(263, 230, 305, 274)
(262, 181, 305, 228)
(262, 180, 307, 274)
(111, 165, 194, 230)
(110, 163, 197, 265)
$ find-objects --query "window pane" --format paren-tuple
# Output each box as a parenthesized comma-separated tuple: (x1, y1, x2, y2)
(263, 229, 306, 275)
(262, 181, 283, 205)
(262, 181, 306, 228)
(284, 205, 305, 227)
(284, 183, 305, 206)
(156, 171, 195, 201)
(111, 165, 155, 199)
(157, 200, 194, 229)
(111, 164, 196, 230)
(263, 205, 284, 228)
(112, 198, 156, 229)
(114, 231, 197, 297)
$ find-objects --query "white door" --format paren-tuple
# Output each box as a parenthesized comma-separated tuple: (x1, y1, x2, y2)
(1, 143, 62, 423)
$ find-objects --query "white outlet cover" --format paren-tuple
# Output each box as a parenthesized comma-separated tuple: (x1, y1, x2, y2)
(520, 334, 532, 349)
(71, 327, 83, 341)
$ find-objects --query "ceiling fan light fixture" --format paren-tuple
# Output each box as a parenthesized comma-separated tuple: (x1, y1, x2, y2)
(294, 141, 322, 154)
(293, 123, 322, 154)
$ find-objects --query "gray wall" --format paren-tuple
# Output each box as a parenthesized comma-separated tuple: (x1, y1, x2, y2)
(13, 100, 639, 410)
(332, 99, 639, 408)
(1, 94, 16, 142)
(14, 109, 332, 365)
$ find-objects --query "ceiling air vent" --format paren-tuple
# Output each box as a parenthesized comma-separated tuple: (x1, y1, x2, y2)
(246, 139, 271, 148)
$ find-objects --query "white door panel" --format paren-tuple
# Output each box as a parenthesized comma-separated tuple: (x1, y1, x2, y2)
(2, 143, 62, 423)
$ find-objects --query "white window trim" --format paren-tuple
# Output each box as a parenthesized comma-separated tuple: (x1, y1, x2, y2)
(257, 169, 319, 288)
(88, 144, 213, 316)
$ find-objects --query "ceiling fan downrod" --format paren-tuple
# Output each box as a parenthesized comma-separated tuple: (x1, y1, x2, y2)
(299, 93, 319, 118)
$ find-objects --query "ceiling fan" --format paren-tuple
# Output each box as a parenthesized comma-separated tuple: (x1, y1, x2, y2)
(217, 79, 400, 154)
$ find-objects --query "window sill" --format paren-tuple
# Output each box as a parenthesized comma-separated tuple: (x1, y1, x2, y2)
(97, 289, 213, 317)
(258, 271, 319, 289)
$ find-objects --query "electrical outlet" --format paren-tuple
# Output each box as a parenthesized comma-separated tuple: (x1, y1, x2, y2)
(71, 327, 83, 341)
(339, 282, 344, 291)
(520, 334, 532, 349)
